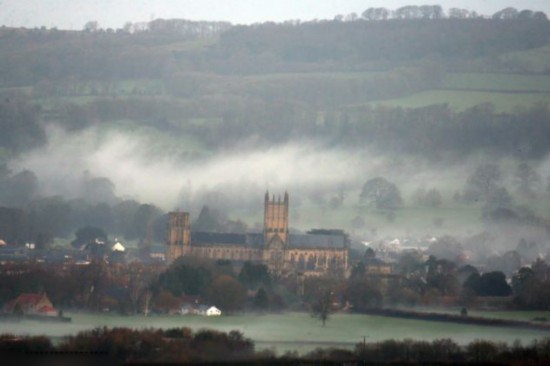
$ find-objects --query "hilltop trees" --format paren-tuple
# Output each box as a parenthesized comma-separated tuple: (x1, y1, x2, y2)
(0, 170, 38, 207)
(0, 99, 45, 153)
(83, 21, 99, 32)
(361, 8, 390, 21)
(463, 164, 502, 203)
(359, 177, 402, 210)
(414, 188, 443, 207)
(514, 162, 541, 199)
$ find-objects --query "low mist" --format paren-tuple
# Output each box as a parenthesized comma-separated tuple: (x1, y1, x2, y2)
(10, 125, 392, 210)
(7, 124, 550, 254)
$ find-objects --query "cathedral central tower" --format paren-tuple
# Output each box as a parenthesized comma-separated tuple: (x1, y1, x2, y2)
(166, 211, 190, 262)
(263, 191, 289, 247)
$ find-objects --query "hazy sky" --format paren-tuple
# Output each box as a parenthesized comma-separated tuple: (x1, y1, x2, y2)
(1, 0, 549, 30)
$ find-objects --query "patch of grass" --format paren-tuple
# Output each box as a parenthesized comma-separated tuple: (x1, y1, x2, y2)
(443, 73, 550, 92)
(6, 311, 549, 356)
(36, 95, 104, 108)
(516, 195, 550, 218)
(369, 90, 550, 112)
(0, 86, 33, 95)
(498, 43, 550, 73)
(188, 117, 224, 126)
(246, 71, 387, 81)
(111, 79, 165, 95)
(152, 37, 218, 52)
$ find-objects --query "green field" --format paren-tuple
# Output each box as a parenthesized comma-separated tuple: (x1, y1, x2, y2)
(246, 70, 387, 82)
(1, 312, 549, 354)
(443, 73, 550, 92)
(365, 70, 550, 112)
(369, 90, 550, 112)
(498, 44, 550, 73)
(16, 67, 550, 116)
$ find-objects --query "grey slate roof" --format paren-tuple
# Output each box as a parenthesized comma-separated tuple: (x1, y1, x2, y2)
(289, 234, 346, 249)
(191, 232, 264, 248)
(190, 231, 346, 249)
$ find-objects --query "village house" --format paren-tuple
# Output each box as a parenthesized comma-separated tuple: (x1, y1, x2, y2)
(179, 295, 222, 316)
(206, 306, 222, 316)
(3, 292, 58, 316)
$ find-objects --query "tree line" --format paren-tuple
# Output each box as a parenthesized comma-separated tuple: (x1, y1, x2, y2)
(0, 9, 547, 87)
(357, 6, 547, 22)
(3, 327, 550, 364)
(9, 94, 550, 159)
(331, 103, 550, 159)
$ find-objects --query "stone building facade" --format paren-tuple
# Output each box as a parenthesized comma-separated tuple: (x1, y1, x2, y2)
(166, 192, 349, 276)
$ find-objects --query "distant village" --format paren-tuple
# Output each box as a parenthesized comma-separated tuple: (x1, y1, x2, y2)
(1, 192, 550, 320)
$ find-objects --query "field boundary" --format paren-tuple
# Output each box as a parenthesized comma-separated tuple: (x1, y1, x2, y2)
(437, 88, 550, 94)
(363, 308, 550, 331)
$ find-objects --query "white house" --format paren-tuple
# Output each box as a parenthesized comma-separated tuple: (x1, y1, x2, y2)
(206, 306, 222, 316)
(112, 241, 125, 252)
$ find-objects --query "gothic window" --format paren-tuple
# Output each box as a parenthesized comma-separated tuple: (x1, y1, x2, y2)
(307, 255, 316, 270)
(298, 254, 305, 270)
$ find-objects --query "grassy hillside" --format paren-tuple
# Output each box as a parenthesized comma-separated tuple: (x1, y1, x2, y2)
(2, 18, 550, 245)
(369, 90, 550, 112)
(443, 73, 550, 92)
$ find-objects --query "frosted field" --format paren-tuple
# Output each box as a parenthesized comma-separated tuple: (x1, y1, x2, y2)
(2, 312, 550, 354)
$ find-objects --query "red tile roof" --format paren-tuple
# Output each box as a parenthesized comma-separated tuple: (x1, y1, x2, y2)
(3, 293, 52, 313)
(14, 293, 43, 305)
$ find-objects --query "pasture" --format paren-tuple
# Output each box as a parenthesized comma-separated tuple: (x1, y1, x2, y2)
(369, 90, 550, 113)
(1, 312, 550, 355)
(443, 73, 550, 92)
(368, 71, 550, 112)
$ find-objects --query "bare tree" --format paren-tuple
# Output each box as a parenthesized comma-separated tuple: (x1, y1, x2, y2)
(310, 287, 334, 326)
(143, 290, 153, 316)
(514, 162, 541, 199)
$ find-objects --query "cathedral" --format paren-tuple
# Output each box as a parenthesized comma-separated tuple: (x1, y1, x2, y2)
(166, 192, 349, 276)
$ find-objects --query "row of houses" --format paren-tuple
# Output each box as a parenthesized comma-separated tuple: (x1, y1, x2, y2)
(181, 304, 221, 316)
(165, 295, 221, 316)
(2, 292, 222, 317)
